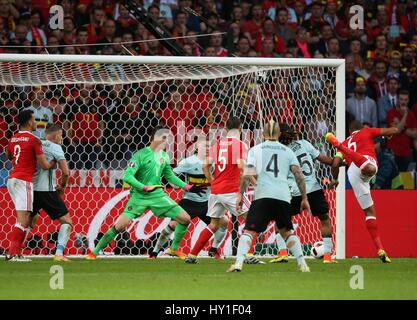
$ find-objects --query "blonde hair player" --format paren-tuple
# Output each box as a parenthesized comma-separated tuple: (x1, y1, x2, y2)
(228, 119, 311, 272)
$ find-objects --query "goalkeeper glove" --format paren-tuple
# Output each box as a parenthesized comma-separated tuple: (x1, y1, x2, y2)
(142, 185, 163, 192)
(184, 184, 207, 196)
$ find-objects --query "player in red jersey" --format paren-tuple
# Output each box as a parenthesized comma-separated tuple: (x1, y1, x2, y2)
(5, 110, 56, 262)
(325, 121, 398, 263)
(185, 116, 259, 264)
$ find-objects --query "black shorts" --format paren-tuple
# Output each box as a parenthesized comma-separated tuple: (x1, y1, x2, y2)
(245, 198, 293, 233)
(31, 191, 69, 220)
(290, 189, 329, 217)
(178, 198, 210, 225)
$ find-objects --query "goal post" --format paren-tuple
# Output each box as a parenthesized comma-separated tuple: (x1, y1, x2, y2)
(0, 54, 346, 259)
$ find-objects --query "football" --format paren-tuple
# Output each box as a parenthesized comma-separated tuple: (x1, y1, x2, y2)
(310, 241, 325, 259)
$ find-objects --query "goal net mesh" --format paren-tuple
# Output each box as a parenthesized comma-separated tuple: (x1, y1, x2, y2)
(0, 60, 337, 257)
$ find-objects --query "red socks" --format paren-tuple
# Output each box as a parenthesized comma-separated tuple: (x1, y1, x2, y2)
(190, 225, 215, 256)
(8, 224, 27, 257)
(247, 233, 258, 254)
(365, 217, 384, 251)
(337, 144, 368, 168)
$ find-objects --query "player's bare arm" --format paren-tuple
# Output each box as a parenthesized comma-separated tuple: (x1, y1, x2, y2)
(56, 159, 70, 195)
(291, 164, 311, 214)
(380, 127, 399, 137)
(202, 157, 214, 183)
(37, 153, 56, 170)
(329, 156, 343, 188)
(316, 154, 333, 166)
(237, 164, 256, 212)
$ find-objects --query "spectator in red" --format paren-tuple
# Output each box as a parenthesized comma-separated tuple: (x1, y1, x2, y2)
(367, 10, 390, 44)
(183, 30, 201, 56)
(254, 18, 285, 55)
(386, 90, 417, 171)
(259, 37, 278, 57)
(116, 4, 137, 34)
(84, 7, 106, 44)
(209, 31, 228, 57)
(302, 1, 326, 42)
(368, 34, 389, 61)
(161, 87, 195, 133)
(275, 7, 296, 42)
(294, 27, 313, 58)
(235, 36, 251, 57)
(242, 3, 264, 43)
(335, 4, 355, 41)
(62, 16, 76, 45)
(368, 60, 388, 101)
(349, 39, 364, 70)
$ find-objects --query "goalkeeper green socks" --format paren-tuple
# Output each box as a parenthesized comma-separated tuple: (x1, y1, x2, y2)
(93, 227, 118, 255)
(171, 223, 188, 250)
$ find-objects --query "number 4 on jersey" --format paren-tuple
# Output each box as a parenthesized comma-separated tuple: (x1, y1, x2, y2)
(266, 154, 279, 177)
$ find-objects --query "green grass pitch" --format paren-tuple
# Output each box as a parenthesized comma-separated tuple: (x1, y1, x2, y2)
(1, 258, 416, 299)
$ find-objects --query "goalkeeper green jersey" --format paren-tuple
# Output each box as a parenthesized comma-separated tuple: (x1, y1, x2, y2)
(123, 146, 186, 199)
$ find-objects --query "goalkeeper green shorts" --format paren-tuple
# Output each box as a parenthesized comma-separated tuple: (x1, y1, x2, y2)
(122, 193, 184, 220)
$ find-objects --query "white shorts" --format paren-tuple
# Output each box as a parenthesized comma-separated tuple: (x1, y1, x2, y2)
(207, 192, 250, 218)
(7, 178, 33, 212)
(347, 156, 378, 210)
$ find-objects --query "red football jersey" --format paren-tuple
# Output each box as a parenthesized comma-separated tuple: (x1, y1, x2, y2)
(7, 131, 44, 182)
(210, 137, 247, 194)
(341, 128, 382, 166)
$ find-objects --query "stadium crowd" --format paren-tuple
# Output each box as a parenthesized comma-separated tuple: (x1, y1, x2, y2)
(1, 0, 417, 189)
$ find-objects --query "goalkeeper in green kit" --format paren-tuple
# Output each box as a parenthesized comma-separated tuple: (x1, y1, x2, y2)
(86, 127, 206, 260)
